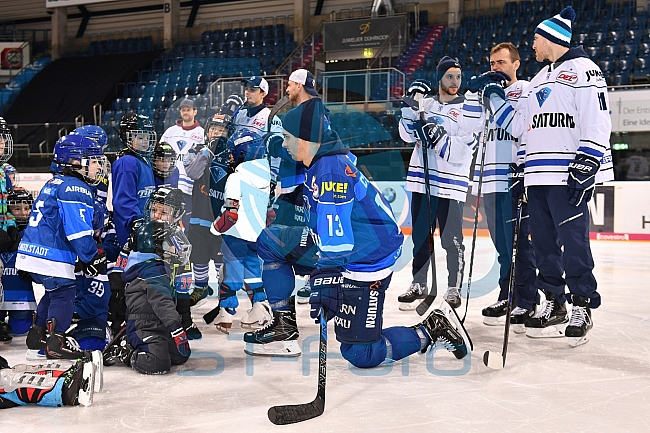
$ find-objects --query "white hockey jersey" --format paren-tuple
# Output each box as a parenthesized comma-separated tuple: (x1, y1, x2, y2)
(233, 104, 283, 180)
(459, 80, 529, 195)
(160, 122, 205, 195)
(400, 95, 479, 202)
(221, 159, 271, 242)
(510, 47, 614, 186)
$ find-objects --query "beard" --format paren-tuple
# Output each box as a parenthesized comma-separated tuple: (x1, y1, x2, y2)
(440, 85, 459, 96)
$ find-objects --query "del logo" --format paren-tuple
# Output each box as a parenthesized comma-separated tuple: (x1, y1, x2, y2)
(447, 109, 460, 119)
(507, 90, 522, 99)
(320, 181, 348, 195)
(253, 119, 265, 128)
(536, 87, 552, 107)
(344, 165, 356, 177)
(557, 71, 578, 84)
(191, 134, 202, 141)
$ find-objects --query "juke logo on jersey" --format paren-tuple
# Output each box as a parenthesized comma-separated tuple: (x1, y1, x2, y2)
(320, 181, 348, 195)
(585, 69, 605, 82)
(531, 112, 576, 129)
(536, 87, 552, 107)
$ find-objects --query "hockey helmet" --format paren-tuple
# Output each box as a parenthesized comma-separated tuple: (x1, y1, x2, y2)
(144, 185, 185, 225)
(7, 187, 34, 230)
(0, 117, 13, 163)
(92, 197, 110, 233)
(52, 134, 109, 186)
(72, 125, 108, 149)
(153, 141, 177, 179)
(227, 129, 265, 168)
(119, 113, 156, 157)
(132, 220, 191, 266)
(3, 163, 18, 187)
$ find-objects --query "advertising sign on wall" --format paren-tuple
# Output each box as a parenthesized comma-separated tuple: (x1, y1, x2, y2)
(323, 17, 404, 52)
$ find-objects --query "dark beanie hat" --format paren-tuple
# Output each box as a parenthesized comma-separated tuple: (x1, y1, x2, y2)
(282, 98, 327, 143)
(437, 56, 462, 82)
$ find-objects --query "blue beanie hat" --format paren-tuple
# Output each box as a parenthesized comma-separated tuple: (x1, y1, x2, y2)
(282, 98, 327, 143)
(436, 56, 462, 82)
(535, 6, 576, 48)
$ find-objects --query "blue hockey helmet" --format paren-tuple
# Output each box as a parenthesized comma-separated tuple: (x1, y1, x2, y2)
(3, 163, 18, 187)
(53, 134, 109, 186)
(92, 197, 110, 233)
(72, 125, 108, 149)
(227, 129, 265, 168)
(119, 112, 156, 157)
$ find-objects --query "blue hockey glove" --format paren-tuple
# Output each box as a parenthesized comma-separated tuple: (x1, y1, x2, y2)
(508, 163, 526, 200)
(466, 71, 511, 93)
(422, 121, 447, 150)
(567, 154, 600, 206)
(309, 268, 343, 321)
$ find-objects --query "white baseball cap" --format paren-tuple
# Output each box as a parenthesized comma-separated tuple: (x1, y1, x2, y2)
(243, 76, 269, 94)
(289, 69, 319, 96)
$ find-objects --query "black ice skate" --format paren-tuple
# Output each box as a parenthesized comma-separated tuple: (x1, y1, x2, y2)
(189, 284, 214, 308)
(510, 306, 535, 334)
(61, 359, 95, 407)
(0, 320, 11, 344)
(26, 317, 48, 360)
(185, 323, 203, 340)
(398, 282, 428, 311)
(525, 291, 568, 338)
(565, 295, 593, 347)
(443, 287, 461, 309)
(45, 319, 89, 360)
(412, 303, 472, 359)
(482, 299, 509, 325)
(102, 327, 134, 366)
(243, 297, 300, 357)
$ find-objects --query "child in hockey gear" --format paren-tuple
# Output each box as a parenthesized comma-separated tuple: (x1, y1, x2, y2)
(3, 163, 17, 187)
(153, 141, 179, 187)
(0, 118, 19, 253)
(209, 128, 272, 332)
(284, 97, 471, 368)
(525, 290, 568, 338)
(399, 61, 479, 310)
(0, 188, 37, 341)
(0, 355, 95, 408)
(184, 96, 244, 312)
(17, 134, 109, 360)
(120, 220, 192, 374)
(71, 125, 110, 205)
(160, 98, 205, 230)
(459, 43, 539, 327)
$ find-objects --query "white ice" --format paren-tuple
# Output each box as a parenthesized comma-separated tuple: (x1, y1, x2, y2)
(1, 238, 649, 433)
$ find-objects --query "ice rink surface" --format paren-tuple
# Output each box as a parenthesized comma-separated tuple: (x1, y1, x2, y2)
(1, 239, 649, 433)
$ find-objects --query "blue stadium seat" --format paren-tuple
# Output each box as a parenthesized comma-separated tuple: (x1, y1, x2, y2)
(618, 57, 633, 71)
(612, 71, 630, 86)
(599, 59, 615, 73)
(639, 42, 650, 55)
(603, 44, 616, 56)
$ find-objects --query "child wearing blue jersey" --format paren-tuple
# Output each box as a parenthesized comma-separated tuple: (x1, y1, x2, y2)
(278, 97, 473, 368)
(17, 134, 109, 360)
(0, 188, 36, 344)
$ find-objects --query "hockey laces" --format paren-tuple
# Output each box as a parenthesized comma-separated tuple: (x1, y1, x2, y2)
(65, 336, 82, 352)
(510, 306, 528, 316)
(569, 305, 591, 327)
(405, 283, 424, 296)
(489, 299, 508, 309)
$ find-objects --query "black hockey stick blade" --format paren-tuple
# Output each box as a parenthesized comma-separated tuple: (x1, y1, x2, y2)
(268, 308, 327, 425)
(202, 305, 220, 325)
(483, 350, 505, 370)
(415, 294, 436, 316)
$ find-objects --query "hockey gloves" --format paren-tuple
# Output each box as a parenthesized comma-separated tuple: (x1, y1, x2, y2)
(265, 134, 285, 158)
(509, 163, 526, 200)
(567, 154, 600, 206)
(18, 270, 34, 283)
(171, 327, 191, 358)
(422, 120, 447, 150)
(309, 268, 343, 322)
(210, 209, 238, 235)
(83, 249, 107, 277)
(405, 79, 433, 99)
(466, 71, 510, 93)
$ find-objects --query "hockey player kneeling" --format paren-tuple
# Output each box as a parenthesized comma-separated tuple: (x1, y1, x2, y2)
(103, 220, 192, 374)
(282, 98, 473, 368)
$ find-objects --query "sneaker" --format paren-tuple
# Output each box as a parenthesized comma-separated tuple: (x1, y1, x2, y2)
(510, 306, 534, 334)
(443, 287, 461, 309)
(189, 285, 214, 308)
(185, 323, 203, 340)
(244, 297, 300, 357)
(398, 282, 428, 311)
(61, 359, 95, 407)
(565, 295, 593, 347)
(525, 291, 568, 338)
(102, 328, 134, 366)
(482, 299, 509, 326)
(240, 300, 272, 329)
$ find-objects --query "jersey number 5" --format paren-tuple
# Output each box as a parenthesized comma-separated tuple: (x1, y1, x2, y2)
(29, 200, 45, 227)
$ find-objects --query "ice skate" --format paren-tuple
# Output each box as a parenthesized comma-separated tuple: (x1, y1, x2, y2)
(185, 323, 203, 340)
(398, 282, 428, 311)
(45, 319, 89, 360)
(482, 299, 508, 325)
(61, 359, 95, 407)
(214, 307, 235, 334)
(0, 320, 12, 344)
(296, 277, 311, 304)
(189, 284, 214, 308)
(244, 298, 300, 357)
(19, 350, 103, 394)
(438, 300, 473, 353)
(443, 286, 461, 309)
(412, 306, 470, 359)
(566, 295, 593, 347)
(510, 306, 535, 334)
(525, 291, 568, 338)
(102, 327, 134, 366)
(25, 320, 48, 361)
(240, 300, 272, 329)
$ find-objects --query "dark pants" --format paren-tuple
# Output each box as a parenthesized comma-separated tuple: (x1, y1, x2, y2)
(483, 192, 538, 309)
(527, 185, 600, 308)
(411, 192, 465, 288)
(128, 327, 189, 375)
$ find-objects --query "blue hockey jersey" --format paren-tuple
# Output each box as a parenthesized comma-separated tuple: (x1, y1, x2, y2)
(16, 175, 97, 280)
(1, 246, 37, 311)
(303, 134, 403, 279)
(111, 153, 155, 246)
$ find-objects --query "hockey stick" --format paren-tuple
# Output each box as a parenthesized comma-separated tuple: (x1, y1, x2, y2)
(461, 114, 491, 323)
(401, 95, 438, 316)
(268, 307, 327, 425)
(483, 197, 523, 370)
(203, 305, 220, 325)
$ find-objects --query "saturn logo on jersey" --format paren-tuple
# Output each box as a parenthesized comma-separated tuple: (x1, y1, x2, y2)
(536, 87, 552, 107)
(365, 281, 381, 328)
